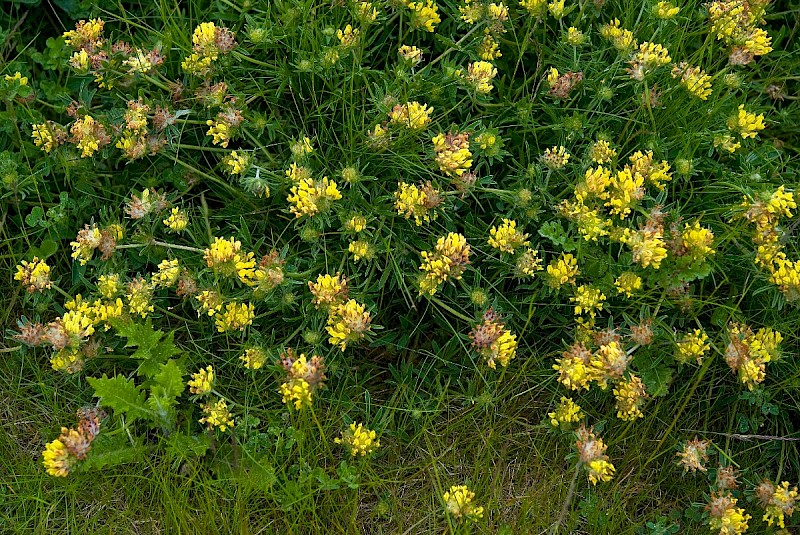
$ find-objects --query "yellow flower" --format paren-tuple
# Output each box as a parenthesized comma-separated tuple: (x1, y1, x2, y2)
(163, 207, 189, 233)
(240, 348, 268, 370)
(188, 365, 214, 396)
(97, 274, 121, 299)
(223, 151, 251, 175)
(443, 485, 484, 522)
(432, 132, 472, 177)
(520, 0, 547, 18)
(153, 259, 180, 288)
(589, 140, 617, 164)
(655, 1, 680, 19)
(326, 299, 372, 351)
(465, 61, 497, 94)
(215, 302, 255, 332)
(727, 104, 765, 139)
(613, 375, 647, 420)
(32, 123, 61, 153)
(547, 0, 565, 19)
(599, 19, 638, 51)
(406, 0, 441, 32)
(419, 233, 471, 296)
(197, 290, 223, 316)
(674, 329, 710, 364)
(708, 493, 750, 535)
(624, 228, 668, 269)
(546, 253, 579, 288)
(199, 398, 234, 432)
(488, 219, 530, 253)
(671, 62, 712, 100)
(389, 101, 433, 130)
(206, 119, 232, 147)
(614, 272, 642, 298)
(280, 378, 312, 409)
(395, 181, 438, 225)
(15, 257, 52, 293)
(5, 71, 28, 85)
(334, 422, 381, 456)
(478, 31, 502, 60)
(549, 396, 583, 428)
(681, 221, 715, 260)
(566, 27, 585, 46)
(42, 439, 75, 477)
(63, 18, 105, 49)
(348, 240, 373, 262)
(515, 248, 544, 278)
(337, 24, 360, 48)
(287, 177, 343, 217)
(309, 273, 348, 310)
(587, 459, 616, 485)
(762, 481, 798, 528)
(571, 285, 606, 318)
(398, 44, 424, 66)
(542, 145, 570, 169)
(126, 277, 155, 318)
(70, 115, 108, 158)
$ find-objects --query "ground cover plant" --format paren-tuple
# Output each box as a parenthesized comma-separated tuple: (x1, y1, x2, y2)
(1, 0, 799, 532)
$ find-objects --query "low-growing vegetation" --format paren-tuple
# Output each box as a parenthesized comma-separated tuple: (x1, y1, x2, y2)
(1, 0, 798, 532)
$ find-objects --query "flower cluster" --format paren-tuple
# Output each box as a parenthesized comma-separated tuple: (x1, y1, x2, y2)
(42, 408, 103, 477)
(442, 485, 484, 522)
(468, 308, 519, 369)
(288, 176, 343, 218)
(419, 232, 471, 295)
(708, 0, 772, 65)
(724, 322, 782, 390)
(181, 22, 237, 76)
(488, 218, 529, 253)
(548, 396, 583, 428)
(334, 422, 380, 457)
(278, 349, 327, 409)
(575, 425, 615, 484)
(15, 257, 52, 293)
(756, 479, 798, 529)
(737, 186, 800, 300)
(395, 181, 441, 225)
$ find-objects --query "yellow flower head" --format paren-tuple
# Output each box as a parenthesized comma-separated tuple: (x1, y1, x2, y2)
(443, 485, 484, 522)
(199, 398, 234, 432)
(389, 101, 433, 130)
(488, 218, 530, 253)
(546, 253, 579, 288)
(406, 0, 441, 32)
(465, 61, 497, 94)
(188, 365, 214, 395)
(727, 104, 765, 139)
(214, 302, 255, 332)
(334, 422, 381, 456)
(614, 272, 642, 297)
(419, 233, 471, 296)
(163, 207, 189, 233)
(326, 299, 373, 351)
(15, 257, 52, 293)
(432, 132, 473, 177)
(549, 396, 584, 428)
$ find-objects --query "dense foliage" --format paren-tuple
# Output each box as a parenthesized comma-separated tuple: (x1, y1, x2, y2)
(1, 0, 799, 532)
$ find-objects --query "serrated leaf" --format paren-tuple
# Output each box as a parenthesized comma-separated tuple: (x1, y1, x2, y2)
(111, 320, 181, 377)
(166, 433, 210, 461)
(87, 374, 150, 422)
(641, 365, 674, 398)
(80, 434, 153, 471)
(153, 360, 185, 399)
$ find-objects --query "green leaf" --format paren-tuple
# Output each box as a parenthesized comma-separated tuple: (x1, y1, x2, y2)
(25, 206, 45, 227)
(166, 433, 211, 462)
(153, 360, 185, 399)
(641, 365, 674, 398)
(111, 320, 181, 377)
(87, 374, 150, 422)
(80, 434, 153, 471)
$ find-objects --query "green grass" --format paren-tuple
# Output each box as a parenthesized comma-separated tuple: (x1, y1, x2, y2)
(2, 0, 800, 533)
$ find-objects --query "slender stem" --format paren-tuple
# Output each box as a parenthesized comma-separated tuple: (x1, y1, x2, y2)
(550, 463, 580, 535)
